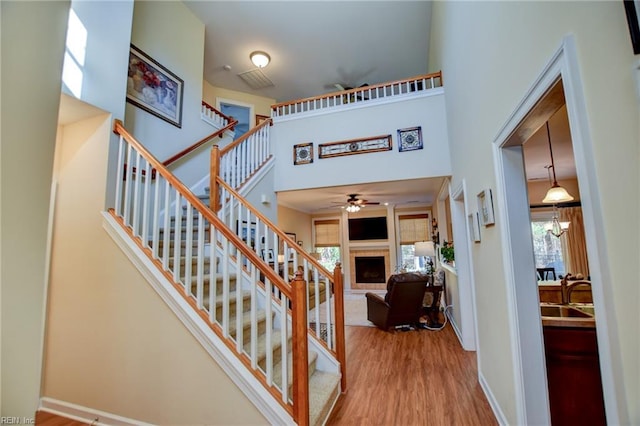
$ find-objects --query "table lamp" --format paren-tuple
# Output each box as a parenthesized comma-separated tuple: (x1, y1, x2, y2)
(414, 241, 435, 275)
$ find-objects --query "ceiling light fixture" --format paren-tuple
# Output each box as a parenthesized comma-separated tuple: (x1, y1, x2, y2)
(250, 51, 270, 68)
(345, 204, 360, 213)
(542, 121, 574, 204)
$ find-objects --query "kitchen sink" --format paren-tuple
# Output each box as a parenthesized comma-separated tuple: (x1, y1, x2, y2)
(540, 305, 593, 318)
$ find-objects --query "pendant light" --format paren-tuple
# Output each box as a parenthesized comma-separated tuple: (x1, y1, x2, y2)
(542, 121, 574, 204)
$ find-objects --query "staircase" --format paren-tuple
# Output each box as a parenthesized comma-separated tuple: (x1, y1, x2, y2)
(162, 201, 340, 425)
(109, 119, 345, 425)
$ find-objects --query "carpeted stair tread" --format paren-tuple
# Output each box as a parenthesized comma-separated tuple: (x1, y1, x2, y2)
(200, 290, 251, 313)
(308, 370, 341, 426)
(271, 350, 318, 393)
(225, 309, 267, 336)
(255, 330, 291, 367)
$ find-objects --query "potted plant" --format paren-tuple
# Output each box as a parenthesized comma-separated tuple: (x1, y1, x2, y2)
(441, 241, 455, 264)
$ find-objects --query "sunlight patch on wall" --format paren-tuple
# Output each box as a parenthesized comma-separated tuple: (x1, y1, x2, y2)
(62, 8, 87, 98)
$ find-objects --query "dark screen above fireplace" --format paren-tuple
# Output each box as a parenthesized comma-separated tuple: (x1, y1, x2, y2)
(355, 256, 386, 283)
(348, 217, 388, 241)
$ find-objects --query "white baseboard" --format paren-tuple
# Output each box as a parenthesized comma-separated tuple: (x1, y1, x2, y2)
(478, 372, 508, 425)
(39, 397, 152, 426)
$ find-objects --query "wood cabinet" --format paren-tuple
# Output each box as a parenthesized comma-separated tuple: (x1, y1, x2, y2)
(542, 325, 606, 425)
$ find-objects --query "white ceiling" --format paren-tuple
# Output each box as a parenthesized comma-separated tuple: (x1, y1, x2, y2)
(181, 1, 575, 214)
(183, 1, 433, 103)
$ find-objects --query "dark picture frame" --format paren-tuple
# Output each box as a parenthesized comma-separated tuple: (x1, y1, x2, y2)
(318, 134, 392, 159)
(624, 0, 640, 54)
(398, 126, 423, 152)
(126, 44, 184, 128)
(293, 143, 313, 165)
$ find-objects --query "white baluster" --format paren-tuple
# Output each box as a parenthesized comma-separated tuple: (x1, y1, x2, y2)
(196, 212, 204, 310)
(184, 203, 193, 293)
(114, 136, 125, 216)
(141, 160, 151, 248)
(172, 192, 182, 284)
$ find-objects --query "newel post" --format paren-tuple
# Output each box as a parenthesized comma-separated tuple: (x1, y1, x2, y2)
(333, 262, 347, 392)
(210, 145, 220, 212)
(292, 270, 309, 426)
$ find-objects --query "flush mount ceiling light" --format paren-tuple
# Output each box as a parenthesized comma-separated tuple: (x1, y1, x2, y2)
(250, 51, 270, 68)
(542, 121, 574, 204)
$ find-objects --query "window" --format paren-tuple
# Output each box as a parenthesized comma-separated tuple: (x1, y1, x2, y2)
(531, 210, 566, 277)
(314, 219, 340, 270)
(398, 214, 429, 272)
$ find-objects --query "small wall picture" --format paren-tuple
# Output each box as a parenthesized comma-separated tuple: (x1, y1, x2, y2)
(294, 143, 313, 165)
(398, 126, 423, 152)
(261, 249, 275, 263)
(477, 189, 495, 227)
(469, 212, 481, 243)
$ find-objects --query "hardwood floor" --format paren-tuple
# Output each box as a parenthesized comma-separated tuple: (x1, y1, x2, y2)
(36, 324, 496, 426)
(326, 324, 497, 426)
(35, 411, 88, 425)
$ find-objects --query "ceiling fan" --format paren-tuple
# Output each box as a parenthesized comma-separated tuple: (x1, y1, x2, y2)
(333, 82, 369, 91)
(331, 194, 380, 212)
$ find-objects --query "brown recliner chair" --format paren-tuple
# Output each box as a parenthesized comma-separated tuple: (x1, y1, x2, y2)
(365, 272, 428, 331)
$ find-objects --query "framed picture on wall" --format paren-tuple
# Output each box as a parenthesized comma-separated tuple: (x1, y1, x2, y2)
(126, 44, 184, 128)
(477, 189, 495, 227)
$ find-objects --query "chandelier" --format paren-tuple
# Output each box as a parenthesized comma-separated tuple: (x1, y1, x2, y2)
(545, 207, 570, 238)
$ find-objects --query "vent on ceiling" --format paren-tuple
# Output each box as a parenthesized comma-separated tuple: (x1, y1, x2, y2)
(237, 68, 274, 90)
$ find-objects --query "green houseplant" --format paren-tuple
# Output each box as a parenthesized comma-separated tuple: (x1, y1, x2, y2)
(441, 241, 455, 264)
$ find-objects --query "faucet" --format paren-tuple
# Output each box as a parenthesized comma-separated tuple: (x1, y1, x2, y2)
(560, 274, 570, 304)
(566, 280, 592, 304)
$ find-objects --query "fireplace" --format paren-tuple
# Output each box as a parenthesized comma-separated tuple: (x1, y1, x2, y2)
(349, 248, 390, 290)
(355, 256, 386, 283)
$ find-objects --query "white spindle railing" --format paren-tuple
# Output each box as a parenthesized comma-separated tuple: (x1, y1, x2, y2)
(219, 119, 272, 190)
(201, 101, 232, 129)
(215, 177, 339, 353)
(111, 120, 302, 412)
(271, 71, 443, 119)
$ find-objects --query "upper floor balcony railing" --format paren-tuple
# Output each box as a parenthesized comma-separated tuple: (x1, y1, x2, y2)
(271, 71, 443, 120)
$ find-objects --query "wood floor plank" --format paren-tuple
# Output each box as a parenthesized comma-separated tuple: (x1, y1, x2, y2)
(35, 411, 88, 425)
(326, 324, 497, 426)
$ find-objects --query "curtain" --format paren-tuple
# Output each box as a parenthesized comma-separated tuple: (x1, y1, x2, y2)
(559, 206, 589, 277)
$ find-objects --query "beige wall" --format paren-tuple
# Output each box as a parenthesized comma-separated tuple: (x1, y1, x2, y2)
(277, 204, 312, 253)
(203, 81, 275, 118)
(430, 1, 638, 423)
(0, 0, 69, 418)
(43, 113, 267, 425)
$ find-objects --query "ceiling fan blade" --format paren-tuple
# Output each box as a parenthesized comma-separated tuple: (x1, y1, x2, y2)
(334, 83, 346, 91)
(362, 201, 380, 205)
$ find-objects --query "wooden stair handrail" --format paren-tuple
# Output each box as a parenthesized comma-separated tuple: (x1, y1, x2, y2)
(163, 119, 238, 167)
(271, 71, 443, 111)
(219, 117, 273, 156)
(112, 119, 290, 299)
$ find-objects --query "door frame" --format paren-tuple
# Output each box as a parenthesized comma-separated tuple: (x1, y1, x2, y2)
(492, 35, 625, 425)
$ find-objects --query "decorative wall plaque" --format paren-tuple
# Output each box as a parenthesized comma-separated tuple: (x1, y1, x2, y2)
(318, 134, 392, 159)
(293, 142, 313, 165)
(398, 126, 423, 152)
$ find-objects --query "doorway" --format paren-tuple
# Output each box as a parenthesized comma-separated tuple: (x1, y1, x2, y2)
(492, 36, 622, 424)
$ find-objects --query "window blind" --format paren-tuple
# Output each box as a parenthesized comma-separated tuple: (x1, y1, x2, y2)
(398, 214, 429, 244)
(315, 219, 340, 247)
